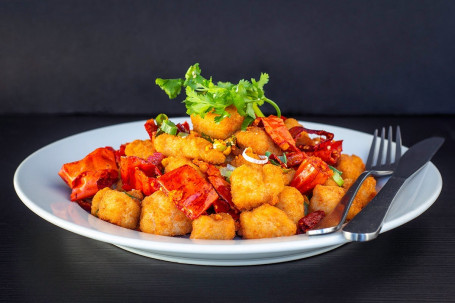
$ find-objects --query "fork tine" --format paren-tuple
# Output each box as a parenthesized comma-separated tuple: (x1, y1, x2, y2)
(395, 125, 402, 164)
(377, 127, 386, 166)
(386, 126, 392, 165)
(365, 129, 378, 170)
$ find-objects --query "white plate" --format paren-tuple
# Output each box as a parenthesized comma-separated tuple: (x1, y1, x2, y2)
(14, 119, 443, 266)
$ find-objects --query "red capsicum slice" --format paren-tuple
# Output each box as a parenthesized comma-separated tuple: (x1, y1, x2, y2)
(58, 147, 119, 201)
(158, 165, 220, 220)
(290, 156, 333, 194)
(119, 156, 162, 196)
(254, 116, 299, 152)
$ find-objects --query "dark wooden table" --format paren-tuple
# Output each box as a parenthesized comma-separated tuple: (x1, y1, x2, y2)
(2, 115, 454, 302)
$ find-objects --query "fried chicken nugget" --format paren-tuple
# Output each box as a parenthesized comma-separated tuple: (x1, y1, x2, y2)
(153, 133, 225, 164)
(275, 186, 305, 224)
(230, 164, 285, 210)
(240, 204, 297, 239)
(310, 176, 377, 221)
(161, 156, 201, 174)
(139, 190, 192, 236)
(124, 139, 155, 160)
(336, 154, 365, 181)
(190, 213, 236, 240)
(191, 105, 244, 140)
(91, 188, 141, 229)
(235, 126, 282, 155)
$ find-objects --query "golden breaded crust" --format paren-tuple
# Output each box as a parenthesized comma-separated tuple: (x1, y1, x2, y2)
(139, 191, 192, 236)
(275, 186, 305, 224)
(235, 126, 282, 155)
(346, 176, 377, 220)
(230, 164, 285, 210)
(240, 204, 296, 239)
(284, 118, 313, 146)
(162, 156, 200, 174)
(190, 213, 236, 240)
(124, 139, 155, 160)
(91, 188, 141, 230)
(336, 154, 365, 181)
(309, 185, 345, 215)
(191, 105, 244, 140)
(153, 133, 226, 164)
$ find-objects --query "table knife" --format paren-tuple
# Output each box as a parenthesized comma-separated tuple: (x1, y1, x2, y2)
(342, 137, 444, 241)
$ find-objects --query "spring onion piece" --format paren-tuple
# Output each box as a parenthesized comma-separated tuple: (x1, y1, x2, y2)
(220, 164, 235, 179)
(329, 165, 344, 186)
(242, 148, 268, 165)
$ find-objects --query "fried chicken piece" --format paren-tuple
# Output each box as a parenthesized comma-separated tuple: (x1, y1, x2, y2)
(124, 139, 155, 160)
(190, 213, 236, 240)
(153, 132, 225, 164)
(139, 190, 192, 236)
(235, 126, 282, 155)
(275, 186, 305, 224)
(230, 164, 285, 211)
(191, 105, 244, 140)
(336, 154, 365, 181)
(91, 187, 141, 229)
(161, 156, 201, 175)
(240, 204, 296, 239)
(310, 176, 377, 221)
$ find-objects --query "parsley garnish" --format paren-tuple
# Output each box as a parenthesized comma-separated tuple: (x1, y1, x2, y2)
(155, 63, 281, 129)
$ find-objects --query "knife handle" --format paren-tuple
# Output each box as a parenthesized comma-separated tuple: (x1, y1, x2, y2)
(342, 176, 405, 241)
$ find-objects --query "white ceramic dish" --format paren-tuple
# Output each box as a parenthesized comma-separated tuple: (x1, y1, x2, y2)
(14, 119, 442, 266)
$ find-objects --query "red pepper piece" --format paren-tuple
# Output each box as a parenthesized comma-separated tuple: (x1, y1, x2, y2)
(144, 119, 158, 139)
(120, 156, 161, 195)
(147, 152, 166, 173)
(158, 165, 219, 220)
(115, 143, 127, 163)
(290, 156, 333, 194)
(286, 151, 307, 167)
(289, 126, 343, 165)
(176, 121, 190, 133)
(58, 147, 119, 201)
(254, 116, 298, 152)
(297, 210, 326, 234)
(206, 164, 240, 220)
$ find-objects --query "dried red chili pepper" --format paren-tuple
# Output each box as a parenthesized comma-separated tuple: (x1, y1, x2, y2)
(289, 126, 342, 165)
(144, 119, 158, 139)
(285, 151, 307, 167)
(254, 116, 299, 152)
(206, 164, 240, 220)
(120, 156, 162, 195)
(297, 210, 326, 234)
(147, 152, 166, 173)
(176, 121, 190, 134)
(58, 147, 119, 201)
(290, 156, 333, 194)
(158, 165, 219, 220)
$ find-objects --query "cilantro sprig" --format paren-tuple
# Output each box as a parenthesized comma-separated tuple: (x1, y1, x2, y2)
(155, 63, 281, 129)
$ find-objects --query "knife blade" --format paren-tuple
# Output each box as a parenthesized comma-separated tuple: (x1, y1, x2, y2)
(342, 137, 444, 241)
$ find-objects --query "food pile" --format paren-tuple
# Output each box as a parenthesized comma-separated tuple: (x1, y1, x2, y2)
(58, 64, 377, 240)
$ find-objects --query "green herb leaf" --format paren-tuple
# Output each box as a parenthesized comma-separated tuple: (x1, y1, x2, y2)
(156, 64, 281, 129)
(159, 119, 178, 136)
(155, 78, 184, 99)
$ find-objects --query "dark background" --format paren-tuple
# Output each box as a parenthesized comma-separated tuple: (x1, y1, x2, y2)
(1, 0, 454, 116)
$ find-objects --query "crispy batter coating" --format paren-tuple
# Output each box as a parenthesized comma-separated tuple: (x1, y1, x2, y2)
(153, 133, 225, 164)
(309, 185, 345, 216)
(336, 154, 365, 181)
(162, 156, 201, 174)
(240, 204, 297, 239)
(190, 213, 236, 240)
(230, 164, 285, 210)
(275, 186, 305, 224)
(124, 139, 155, 160)
(235, 126, 282, 155)
(283, 169, 296, 186)
(310, 176, 377, 221)
(91, 188, 141, 229)
(139, 190, 192, 236)
(283, 118, 313, 146)
(191, 106, 244, 140)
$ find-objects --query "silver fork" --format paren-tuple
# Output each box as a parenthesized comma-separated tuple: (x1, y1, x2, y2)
(307, 126, 402, 235)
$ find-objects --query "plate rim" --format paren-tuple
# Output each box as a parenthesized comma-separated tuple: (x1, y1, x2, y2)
(13, 118, 443, 257)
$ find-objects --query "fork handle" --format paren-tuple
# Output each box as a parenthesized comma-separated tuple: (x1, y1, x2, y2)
(342, 176, 406, 241)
